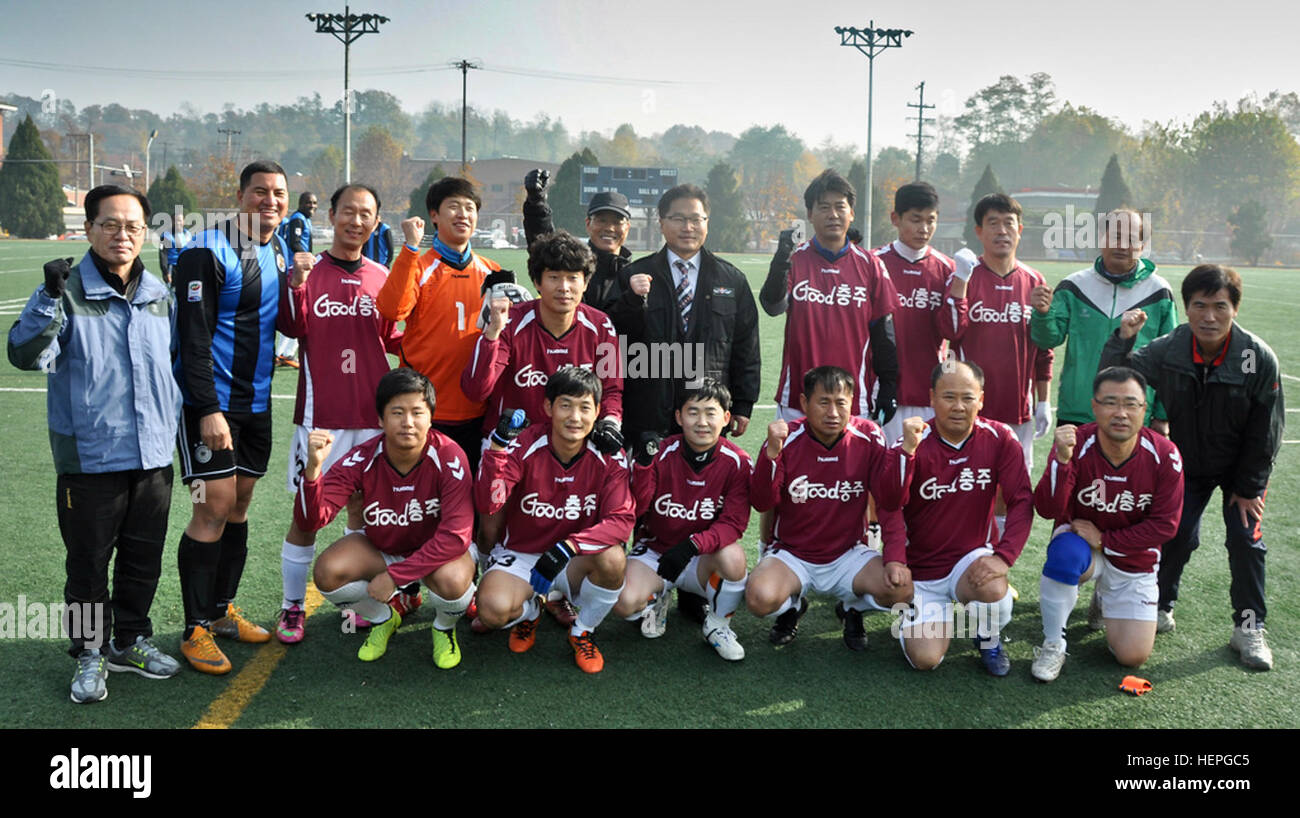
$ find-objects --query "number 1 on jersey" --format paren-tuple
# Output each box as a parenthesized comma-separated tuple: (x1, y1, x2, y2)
(455, 301, 465, 331)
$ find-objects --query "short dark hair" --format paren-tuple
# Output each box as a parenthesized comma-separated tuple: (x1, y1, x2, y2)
(803, 169, 855, 212)
(1093, 366, 1148, 396)
(803, 365, 855, 399)
(526, 230, 596, 284)
(84, 184, 151, 223)
(545, 365, 601, 405)
(973, 193, 1021, 227)
(299, 191, 316, 208)
(930, 358, 985, 390)
(375, 367, 436, 419)
(426, 176, 481, 215)
(658, 184, 709, 218)
(1180, 263, 1242, 309)
(330, 183, 381, 213)
(677, 378, 732, 412)
(239, 160, 287, 191)
(895, 182, 939, 215)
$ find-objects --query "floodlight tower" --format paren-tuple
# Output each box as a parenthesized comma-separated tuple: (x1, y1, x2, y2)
(835, 23, 912, 243)
(307, 6, 389, 182)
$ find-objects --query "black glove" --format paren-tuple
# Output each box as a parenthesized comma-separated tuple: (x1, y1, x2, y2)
(873, 381, 898, 427)
(590, 417, 624, 456)
(524, 169, 550, 200)
(490, 408, 529, 448)
(43, 257, 74, 299)
(634, 431, 663, 467)
(530, 541, 576, 594)
(481, 268, 517, 295)
(776, 228, 799, 261)
(656, 539, 699, 583)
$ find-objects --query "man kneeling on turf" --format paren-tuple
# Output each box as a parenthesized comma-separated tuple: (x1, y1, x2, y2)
(879, 360, 1032, 676)
(294, 368, 475, 667)
(613, 379, 753, 660)
(1030, 366, 1183, 681)
(475, 366, 635, 673)
(748, 366, 918, 651)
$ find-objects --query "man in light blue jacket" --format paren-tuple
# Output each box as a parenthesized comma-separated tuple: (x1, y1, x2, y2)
(8, 184, 184, 704)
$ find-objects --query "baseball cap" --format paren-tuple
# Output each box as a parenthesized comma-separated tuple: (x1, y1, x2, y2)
(587, 191, 631, 220)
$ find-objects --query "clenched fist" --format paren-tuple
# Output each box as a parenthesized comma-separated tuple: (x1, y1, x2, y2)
(766, 419, 789, 459)
(290, 252, 314, 287)
(483, 295, 512, 340)
(1118, 309, 1147, 340)
(629, 273, 652, 297)
(1030, 284, 1053, 314)
(303, 429, 336, 481)
(901, 416, 926, 455)
(401, 217, 425, 248)
(1054, 424, 1076, 464)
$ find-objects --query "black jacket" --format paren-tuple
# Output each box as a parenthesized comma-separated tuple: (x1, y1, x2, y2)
(609, 247, 761, 442)
(1100, 321, 1284, 498)
(522, 196, 632, 313)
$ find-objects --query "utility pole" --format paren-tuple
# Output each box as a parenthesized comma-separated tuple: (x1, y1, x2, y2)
(906, 81, 935, 181)
(217, 128, 240, 161)
(834, 23, 912, 244)
(307, 6, 389, 183)
(453, 59, 482, 174)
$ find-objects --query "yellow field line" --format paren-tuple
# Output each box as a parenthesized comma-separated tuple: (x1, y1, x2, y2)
(192, 583, 325, 730)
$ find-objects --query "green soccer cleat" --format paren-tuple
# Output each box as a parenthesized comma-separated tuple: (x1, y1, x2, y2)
(357, 608, 401, 662)
(431, 625, 461, 669)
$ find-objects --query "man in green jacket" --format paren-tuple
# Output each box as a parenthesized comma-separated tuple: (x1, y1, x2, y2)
(1030, 209, 1176, 434)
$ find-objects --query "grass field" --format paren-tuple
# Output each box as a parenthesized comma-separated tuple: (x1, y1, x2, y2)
(0, 237, 1295, 730)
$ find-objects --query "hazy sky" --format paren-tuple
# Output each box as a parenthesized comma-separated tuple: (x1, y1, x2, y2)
(2, 0, 1295, 156)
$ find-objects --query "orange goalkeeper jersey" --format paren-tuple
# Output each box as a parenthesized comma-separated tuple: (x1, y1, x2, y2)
(377, 244, 501, 423)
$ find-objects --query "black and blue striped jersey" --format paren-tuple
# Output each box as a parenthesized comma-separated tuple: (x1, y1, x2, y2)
(278, 210, 312, 253)
(174, 218, 287, 415)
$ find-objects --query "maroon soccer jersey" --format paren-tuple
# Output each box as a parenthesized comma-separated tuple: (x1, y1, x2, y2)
(752, 416, 911, 564)
(461, 301, 623, 434)
(278, 252, 402, 429)
(1033, 424, 1184, 574)
(293, 430, 473, 586)
(939, 260, 1053, 425)
(873, 241, 953, 407)
(773, 242, 897, 414)
(476, 425, 635, 555)
(632, 435, 752, 554)
(879, 417, 1033, 581)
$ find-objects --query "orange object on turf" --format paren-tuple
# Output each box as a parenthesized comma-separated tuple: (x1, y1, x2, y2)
(212, 604, 271, 643)
(569, 630, 604, 674)
(1119, 675, 1152, 696)
(182, 625, 232, 675)
(509, 614, 541, 653)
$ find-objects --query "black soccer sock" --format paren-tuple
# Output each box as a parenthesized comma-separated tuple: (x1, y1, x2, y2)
(178, 533, 221, 636)
(214, 521, 249, 619)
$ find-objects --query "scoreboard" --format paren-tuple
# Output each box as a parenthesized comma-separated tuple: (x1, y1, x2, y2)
(580, 166, 678, 206)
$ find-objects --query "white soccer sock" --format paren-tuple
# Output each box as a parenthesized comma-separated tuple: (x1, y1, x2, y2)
(429, 585, 474, 631)
(712, 577, 747, 619)
(503, 594, 540, 629)
(573, 581, 623, 635)
(320, 581, 391, 625)
(704, 610, 733, 634)
(973, 589, 1013, 643)
(280, 541, 314, 609)
(767, 595, 796, 619)
(1039, 575, 1078, 649)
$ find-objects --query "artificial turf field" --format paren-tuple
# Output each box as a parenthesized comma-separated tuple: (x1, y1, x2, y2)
(0, 238, 1295, 730)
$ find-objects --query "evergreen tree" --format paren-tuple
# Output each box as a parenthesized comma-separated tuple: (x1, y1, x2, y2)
(1095, 153, 1134, 214)
(964, 164, 1005, 251)
(0, 114, 64, 238)
(704, 161, 745, 252)
(549, 148, 599, 235)
(1228, 200, 1272, 266)
(146, 165, 197, 225)
(407, 166, 446, 218)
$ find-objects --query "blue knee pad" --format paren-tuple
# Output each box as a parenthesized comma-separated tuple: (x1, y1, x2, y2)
(1043, 531, 1092, 585)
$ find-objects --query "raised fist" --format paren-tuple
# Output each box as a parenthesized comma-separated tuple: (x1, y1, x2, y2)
(484, 295, 511, 339)
(1054, 424, 1077, 464)
(401, 216, 425, 248)
(1118, 309, 1147, 340)
(1030, 284, 1053, 314)
(901, 416, 926, 454)
(302, 429, 336, 482)
(953, 248, 979, 282)
(629, 273, 652, 297)
(524, 169, 550, 198)
(766, 419, 789, 459)
(43, 257, 74, 299)
(291, 252, 314, 287)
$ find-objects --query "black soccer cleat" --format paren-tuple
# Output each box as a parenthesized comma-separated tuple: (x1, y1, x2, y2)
(676, 590, 709, 626)
(835, 602, 868, 651)
(769, 598, 809, 646)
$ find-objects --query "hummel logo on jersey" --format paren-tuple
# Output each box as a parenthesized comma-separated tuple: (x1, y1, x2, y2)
(686, 479, 706, 487)
(902, 268, 922, 276)
(1103, 474, 1129, 482)
(819, 267, 840, 275)
(340, 277, 362, 285)
(949, 457, 968, 465)
(994, 284, 1014, 291)
(342, 451, 366, 468)
(393, 485, 415, 492)
(519, 491, 597, 520)
(816, 456, 839, 463)
(448, 456, 464, 481)
(554, 475, 575, 483)
(545, 348, 569, 354)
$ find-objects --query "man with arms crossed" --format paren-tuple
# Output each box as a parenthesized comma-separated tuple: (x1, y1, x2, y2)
(1030, 367, 1183, 681)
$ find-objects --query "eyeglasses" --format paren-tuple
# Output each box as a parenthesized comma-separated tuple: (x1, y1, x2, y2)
(93, 220, 147, 237)
(664, 215, 707, 227)
(1094, 397, 1146, 411)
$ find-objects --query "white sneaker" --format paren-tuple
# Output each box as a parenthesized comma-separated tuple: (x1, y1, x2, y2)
(1230, 625, 1273, 670)
(640, 591, 670, 639)
(703, 616, 745, 661)
(1031, 641, 1067, 682)
(1156, 609, 1175, 633)
(1086, 589, 1104, 631)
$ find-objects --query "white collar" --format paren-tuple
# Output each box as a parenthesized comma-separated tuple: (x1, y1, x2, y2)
(891, 239, 930, 263)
